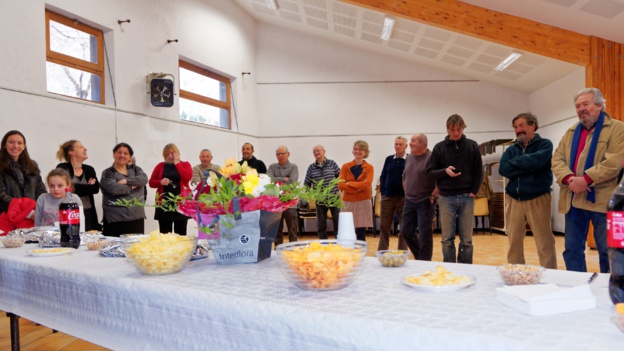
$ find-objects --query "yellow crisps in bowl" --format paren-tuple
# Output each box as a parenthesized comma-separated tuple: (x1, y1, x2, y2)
(276, 240, 367, 290)
(123, 232, 197, 275)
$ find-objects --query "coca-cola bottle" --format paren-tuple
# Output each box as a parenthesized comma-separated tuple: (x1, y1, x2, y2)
(607, 177, 624, 304)
(59, 187, 81, 249)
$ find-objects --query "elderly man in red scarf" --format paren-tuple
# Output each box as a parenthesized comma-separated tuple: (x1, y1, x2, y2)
(552, 87, 624, 273)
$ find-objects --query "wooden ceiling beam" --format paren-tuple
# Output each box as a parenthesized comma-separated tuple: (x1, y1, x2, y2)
(340, 0, 590, 66)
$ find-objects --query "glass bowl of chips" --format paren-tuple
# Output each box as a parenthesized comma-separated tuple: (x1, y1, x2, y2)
(376, 250, 409, 267)
(275, 240, 367, 290)
(122, 232, 197, 275)
(498, 264, 545, 285)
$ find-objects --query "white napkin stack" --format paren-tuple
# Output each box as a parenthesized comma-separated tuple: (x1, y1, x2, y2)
(496, 284, 596, 316)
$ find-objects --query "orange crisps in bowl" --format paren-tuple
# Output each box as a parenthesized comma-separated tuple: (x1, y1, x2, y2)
(276, 240, 367, 290)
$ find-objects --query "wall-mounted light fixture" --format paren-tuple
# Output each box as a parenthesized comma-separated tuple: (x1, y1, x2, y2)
(495, 52, 522, 72)
(380, 16, 395, 41)
(266, 0, 278, 10)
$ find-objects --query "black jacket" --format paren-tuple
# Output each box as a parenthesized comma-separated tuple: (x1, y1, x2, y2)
(56, 162, 100, 201)
(239, 156, 267, 174)
(0, 162, 47, 213)
(427, 135, 483, 196)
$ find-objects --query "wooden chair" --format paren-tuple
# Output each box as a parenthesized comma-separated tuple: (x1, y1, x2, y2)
(297, 200, 317, 236)
(297, 200, 333, 235)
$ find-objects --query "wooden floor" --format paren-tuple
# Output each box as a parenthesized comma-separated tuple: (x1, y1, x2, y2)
(0, 232, 599, 350)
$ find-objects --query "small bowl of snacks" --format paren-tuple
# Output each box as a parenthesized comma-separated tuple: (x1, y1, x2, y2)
(498, 264, 545, 285)
(122, 232, 197, 275)
(376, 250, 409, 267)
(2, 235, 25, 248)
(85, 239, 108, 251)
(275, 240, 367, 290)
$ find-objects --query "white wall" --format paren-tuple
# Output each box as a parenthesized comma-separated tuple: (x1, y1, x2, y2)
(529, 67, 585, 232)
(0, 0, 259, 233)
(254, 23, 530, 179)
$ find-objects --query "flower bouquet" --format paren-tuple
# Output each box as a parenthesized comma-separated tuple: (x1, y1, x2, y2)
(160, 158, 341, 265)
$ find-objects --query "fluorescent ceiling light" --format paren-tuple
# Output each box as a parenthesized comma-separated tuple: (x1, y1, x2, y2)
(495, 52, 522, 72)
(266, 0, 278, 10)
(380, 16, 395, 41)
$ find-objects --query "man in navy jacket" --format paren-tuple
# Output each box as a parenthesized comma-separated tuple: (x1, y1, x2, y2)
(377, 136, 408, 251)
(499, 113, 557, 269)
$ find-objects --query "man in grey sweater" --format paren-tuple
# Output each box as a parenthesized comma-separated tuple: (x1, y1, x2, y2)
(268, 145, 299, 248)
(402, 133, 438, 260)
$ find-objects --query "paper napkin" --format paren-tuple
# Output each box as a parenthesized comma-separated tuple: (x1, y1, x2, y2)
(496, 284, 596, 316)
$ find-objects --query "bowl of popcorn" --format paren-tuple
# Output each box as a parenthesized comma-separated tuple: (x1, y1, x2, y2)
(122, 232, 197, 275)
(376, 250, 409, 267)
(498, 264, 545, 285)
(275, 240, 367, 290)
(2, 235, 25, 248)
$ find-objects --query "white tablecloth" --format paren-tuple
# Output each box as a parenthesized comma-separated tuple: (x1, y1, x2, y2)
(0, 244, 622, 351)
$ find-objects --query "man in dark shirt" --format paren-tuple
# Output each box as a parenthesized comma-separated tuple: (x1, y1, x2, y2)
(427, 114, 483, 264)
(238, 142, 267, 174)
(377, 136, 408, 251)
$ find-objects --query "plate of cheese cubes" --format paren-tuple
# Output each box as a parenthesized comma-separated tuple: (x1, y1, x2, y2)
(402, 265, 475, 292)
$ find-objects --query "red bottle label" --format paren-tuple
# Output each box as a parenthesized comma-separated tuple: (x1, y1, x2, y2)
(59, 209, 80, 225)
(607, 211, 624, 248)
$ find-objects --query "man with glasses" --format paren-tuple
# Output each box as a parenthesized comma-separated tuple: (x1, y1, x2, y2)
(268, 146, 299, 247)
(304, 145, 341, 239)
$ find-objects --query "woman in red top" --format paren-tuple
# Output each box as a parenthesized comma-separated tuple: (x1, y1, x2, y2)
(338, 140, 374, 242)
(149, 143, 192, 235)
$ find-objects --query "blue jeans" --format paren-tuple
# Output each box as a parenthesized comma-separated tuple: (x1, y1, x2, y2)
(401, 198, 435, 260)
(564, 207, 609, 273)
(438, 194, 474, 263)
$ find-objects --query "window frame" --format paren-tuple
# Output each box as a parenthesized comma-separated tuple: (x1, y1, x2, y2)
(179, 60, 232, 129)
(45, 10, 105, 104)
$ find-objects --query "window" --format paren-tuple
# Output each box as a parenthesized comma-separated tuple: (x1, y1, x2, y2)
(179, 60, 231, 129)
(45, 10, 105, 104)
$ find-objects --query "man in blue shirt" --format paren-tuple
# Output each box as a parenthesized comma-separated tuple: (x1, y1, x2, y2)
(377, 136, 408, 251)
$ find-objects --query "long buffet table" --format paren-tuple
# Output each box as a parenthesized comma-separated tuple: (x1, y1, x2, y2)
(0, 243, 622, 351)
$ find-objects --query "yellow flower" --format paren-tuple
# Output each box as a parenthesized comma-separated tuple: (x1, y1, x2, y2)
(242, 171, 260, 195)
(219, 157, 239, 178)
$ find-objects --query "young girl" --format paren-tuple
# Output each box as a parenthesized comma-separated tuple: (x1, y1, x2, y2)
(35, 169, 83, 227)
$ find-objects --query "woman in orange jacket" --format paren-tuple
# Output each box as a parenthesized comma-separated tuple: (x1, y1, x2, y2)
(338, 140, 374, 241)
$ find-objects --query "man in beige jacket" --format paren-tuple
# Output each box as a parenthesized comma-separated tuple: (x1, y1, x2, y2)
(552, 87, 624, 273)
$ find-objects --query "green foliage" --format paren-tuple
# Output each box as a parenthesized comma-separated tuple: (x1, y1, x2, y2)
(109, 197, 145, 207)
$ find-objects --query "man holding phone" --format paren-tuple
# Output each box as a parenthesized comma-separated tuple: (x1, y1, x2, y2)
(427, 114, 483, 263)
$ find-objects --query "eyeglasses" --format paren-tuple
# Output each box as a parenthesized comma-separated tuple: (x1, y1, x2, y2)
(276, 152, 287, 156)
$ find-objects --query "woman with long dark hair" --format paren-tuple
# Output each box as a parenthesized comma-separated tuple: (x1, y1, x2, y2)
(0, 130, 47, 215)
(56, 140, 101, 231)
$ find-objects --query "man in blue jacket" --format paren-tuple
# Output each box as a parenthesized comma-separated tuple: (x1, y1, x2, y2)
(377, 136, 408, 251)
(499, 113, 557, 269)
